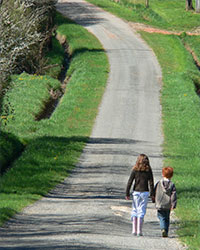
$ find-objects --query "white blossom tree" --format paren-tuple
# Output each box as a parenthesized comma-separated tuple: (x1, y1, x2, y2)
(0, 0, 57, 87)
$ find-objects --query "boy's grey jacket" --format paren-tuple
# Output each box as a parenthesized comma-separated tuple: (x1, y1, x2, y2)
(155, 179, 177, 210)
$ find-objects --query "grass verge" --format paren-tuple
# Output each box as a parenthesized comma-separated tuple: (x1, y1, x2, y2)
(0, 12, 109, 225)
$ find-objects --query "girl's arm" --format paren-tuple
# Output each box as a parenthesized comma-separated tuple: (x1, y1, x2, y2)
(149, 169, 155, 197)
(125, 170, 135, 198)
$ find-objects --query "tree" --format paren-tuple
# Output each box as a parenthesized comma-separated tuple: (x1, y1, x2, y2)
(186, 0, 194, 10)
(196, 0, 200, 12)
(0, 0, 57, 86)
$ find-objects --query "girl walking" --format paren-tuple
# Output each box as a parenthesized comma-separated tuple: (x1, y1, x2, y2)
(125, 154, 154, 236)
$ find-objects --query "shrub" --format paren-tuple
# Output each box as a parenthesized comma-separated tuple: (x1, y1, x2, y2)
(0, 0, 57, 88)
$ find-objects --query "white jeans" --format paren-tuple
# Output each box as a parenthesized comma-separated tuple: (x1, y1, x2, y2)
(131, 191, 149, 219)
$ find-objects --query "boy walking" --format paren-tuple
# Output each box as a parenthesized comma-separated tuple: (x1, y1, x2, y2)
(154, 167, 177, 237)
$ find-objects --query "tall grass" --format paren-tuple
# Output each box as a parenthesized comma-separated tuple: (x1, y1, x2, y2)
(1, 73, 61, 141)
(182, 35, 200, 65)
(0, 13, 109, 225)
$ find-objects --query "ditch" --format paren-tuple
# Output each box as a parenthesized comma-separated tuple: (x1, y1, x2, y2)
(35, 39, 71, 121)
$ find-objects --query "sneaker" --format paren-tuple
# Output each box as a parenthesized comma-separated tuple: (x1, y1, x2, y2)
(161, 229, 168, 237)
(137, 233, 143, 237)
(132, 232, 137, 236)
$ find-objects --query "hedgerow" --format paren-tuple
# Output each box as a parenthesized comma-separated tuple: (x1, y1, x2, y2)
(0, 0, 59, 175)
(0, 0, 57, 89)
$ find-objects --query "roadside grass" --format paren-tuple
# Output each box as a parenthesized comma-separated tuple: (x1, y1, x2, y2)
(0, 13, 109, 225)
(44, 37, 65, 79)
(181, 35, 200, 65)
(140, 31, 200, 249)
(1, 73, 61, 141)
(86, 0, 200, 31)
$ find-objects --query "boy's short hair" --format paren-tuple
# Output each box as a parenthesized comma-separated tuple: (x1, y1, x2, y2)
(162, 167, 174, 178)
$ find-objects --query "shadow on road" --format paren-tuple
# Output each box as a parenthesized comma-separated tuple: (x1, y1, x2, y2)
(56, 1, 106, 27)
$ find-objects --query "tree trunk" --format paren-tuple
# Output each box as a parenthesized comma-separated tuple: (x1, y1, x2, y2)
(196, 0, 200, 12)
(186, 0, 194, 10)
(145, 0, 149, 8)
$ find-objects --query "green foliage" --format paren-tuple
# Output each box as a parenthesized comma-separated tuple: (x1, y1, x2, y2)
(182, 35, 200, 66)
(116, 0, 167, 26)
(138, 33, 197, 74)
(1, 73, 61, 141)
(44, 37, 65, 78)
(0, 0, 57, 86)
(0, 136, 85, 196)
(0, 35, 64, 175)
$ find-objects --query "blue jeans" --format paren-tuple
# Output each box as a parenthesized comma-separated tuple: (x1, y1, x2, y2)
(157, 209, 170, 233)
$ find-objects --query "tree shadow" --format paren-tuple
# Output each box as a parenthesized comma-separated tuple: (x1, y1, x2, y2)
(177, 186, 200, 201)
(56, 1, 106, 27)
(0, 130, 24, 174)
(0, 135, 164, 196)
(71, 48, 106, 60)
(171, 219, 200, 237)
(0, 190, 136, 249)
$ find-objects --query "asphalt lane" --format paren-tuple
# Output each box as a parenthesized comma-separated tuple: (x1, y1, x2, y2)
(0, 1, 185, 249)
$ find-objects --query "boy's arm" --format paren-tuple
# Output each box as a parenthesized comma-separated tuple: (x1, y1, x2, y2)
(152, 181, 159, 203)
(171, 184, 177, 209)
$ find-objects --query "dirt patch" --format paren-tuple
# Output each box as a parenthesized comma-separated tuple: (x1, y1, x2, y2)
(129, 22, 200, 36)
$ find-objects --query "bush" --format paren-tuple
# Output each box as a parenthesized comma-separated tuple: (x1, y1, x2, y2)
(0, 0, 57, 88)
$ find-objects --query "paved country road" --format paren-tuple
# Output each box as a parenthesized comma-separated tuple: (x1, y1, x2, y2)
(0, 1, 186, 249)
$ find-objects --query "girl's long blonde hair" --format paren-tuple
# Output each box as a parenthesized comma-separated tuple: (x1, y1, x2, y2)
(133, 154, 151, 172)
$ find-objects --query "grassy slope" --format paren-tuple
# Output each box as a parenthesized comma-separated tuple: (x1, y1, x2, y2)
(0, 13, 109, 225)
